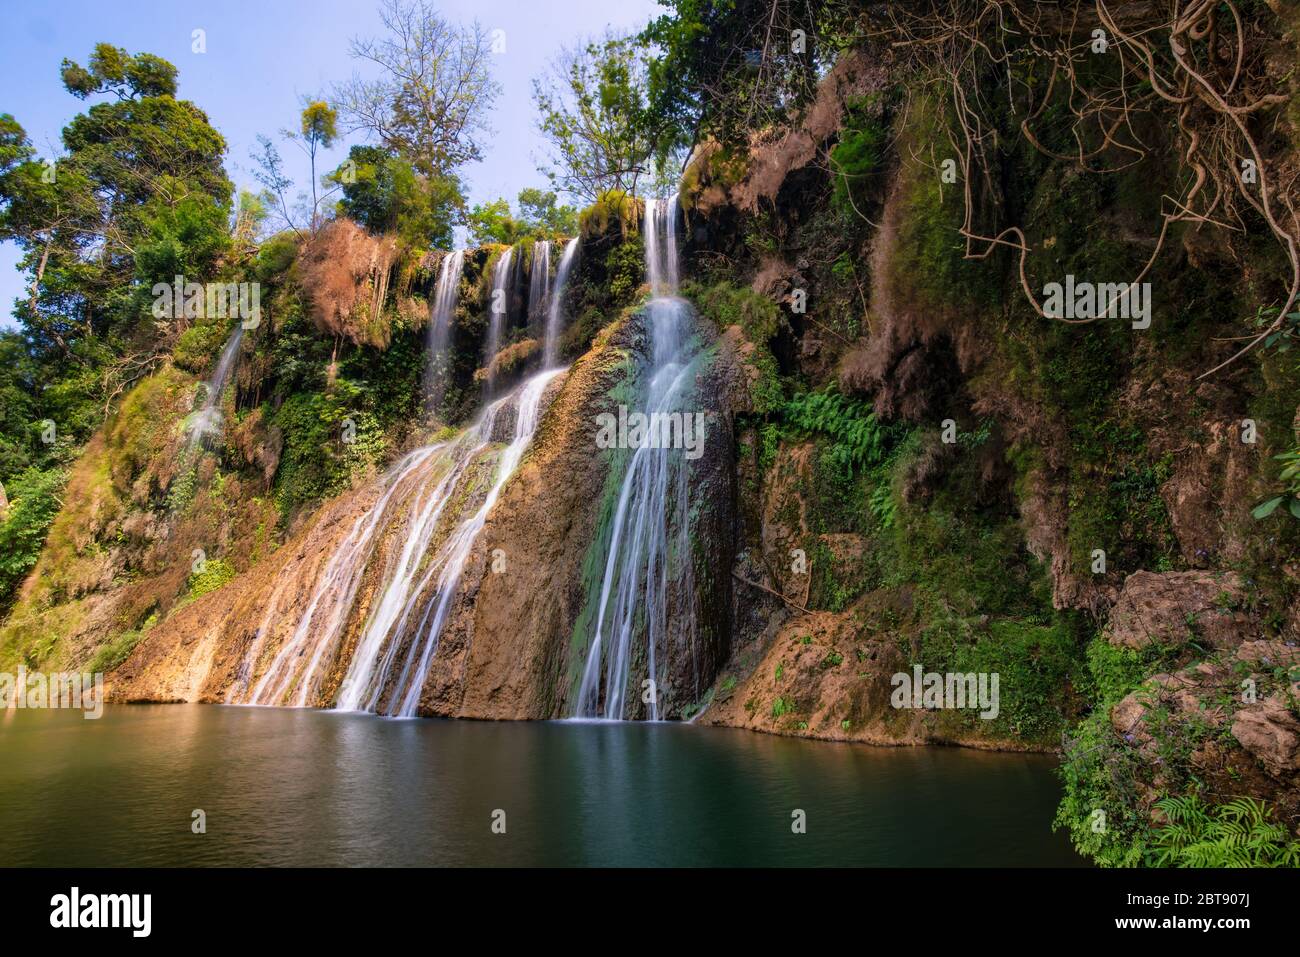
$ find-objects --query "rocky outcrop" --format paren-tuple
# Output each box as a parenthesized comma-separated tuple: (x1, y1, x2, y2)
(1104, 570, 1257, 651)
(699, 604, 912, 745)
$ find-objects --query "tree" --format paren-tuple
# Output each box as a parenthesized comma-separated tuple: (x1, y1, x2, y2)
(532, 34, 659, 202)
(60, 43, 177, 100)
(517, 188, 577, 236)
(295, 100, 338, 232)
(642, 0, 853, 155)
(0, 47, 231, 439)
(333, 0, 500, 177)
(465, 197, 522, 247)
(332, 144, 461, 249)
(465, 189, 578, 247)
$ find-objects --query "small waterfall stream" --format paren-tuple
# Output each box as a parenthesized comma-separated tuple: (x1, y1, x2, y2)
(186, 326, 243, 449)
(484, 247, 515, 394)
(575, 194, 698, 720)
(424, 250, 465, 414)
(544, 237, 580, 366)
(528, 240, 552, 336)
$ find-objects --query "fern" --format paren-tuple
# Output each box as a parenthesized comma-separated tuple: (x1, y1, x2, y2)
(781, 388, 893, 468)
(1150, 795, 1300, 868)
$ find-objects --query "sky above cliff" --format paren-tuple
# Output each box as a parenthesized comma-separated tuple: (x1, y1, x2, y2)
(0, 0, 663, 327)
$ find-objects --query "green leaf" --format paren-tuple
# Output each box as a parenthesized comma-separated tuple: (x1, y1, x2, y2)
(1252, 496, 1284, 519)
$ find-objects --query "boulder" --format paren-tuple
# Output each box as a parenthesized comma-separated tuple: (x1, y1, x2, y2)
(1104, 570, 1256, 651)
(1232, 697, 1300, 775)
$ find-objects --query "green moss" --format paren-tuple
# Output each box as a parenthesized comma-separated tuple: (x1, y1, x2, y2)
(86, 612, 157, 675)
(684, 280, 786, 414)
(271, 379, 387, 517)
(579, 189, 641, 240)
(185, 557, 236, 601)
(830, 95, 888, 216)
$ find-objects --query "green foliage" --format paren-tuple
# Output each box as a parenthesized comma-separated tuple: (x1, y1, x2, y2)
(172, 319, 232, 374)
(1, 45, 231, 449)
(0, 332, 51, 476)
(517, 188, 578, 236)
(86, 613, 157, 675)
(0, 467, 66, 612)
(642, 0, 857, 155)
(467, 188, 576, 246)
(685, 281, 785, 413)
(604, 236, 645, 305)
(533, 34, 660, 201)
(1085, 637, 1145, 708)
(782, 388, 893, 469)
(271, 379, 387, 517)
(830, 96, 887, 217)
(60, 43, 177, 100)
(1253, 445, 1300, 520)
(333, 144, 461, 248)
(185, 558, 237, 601)
(946, 619, 1084, 741)
(1150, 795, 1300, 868)
(1054, 708, 1151, 867)
(254, 231, 299, 280)
(579, 189, 640, 239)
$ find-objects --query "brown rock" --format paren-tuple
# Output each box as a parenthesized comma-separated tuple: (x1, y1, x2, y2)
(1231, 698, 1300, 775)
(1105, 570, 1256, 651)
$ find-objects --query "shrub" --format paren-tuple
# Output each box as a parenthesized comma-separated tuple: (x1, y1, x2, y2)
(0, 467, 66, 612)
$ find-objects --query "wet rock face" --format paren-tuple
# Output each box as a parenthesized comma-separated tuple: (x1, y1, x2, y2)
(1104, 570, 1258, 651)
(418, 304, 744, 720)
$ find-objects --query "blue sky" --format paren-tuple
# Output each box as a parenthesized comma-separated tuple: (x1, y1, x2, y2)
(0, 0, 663, 328)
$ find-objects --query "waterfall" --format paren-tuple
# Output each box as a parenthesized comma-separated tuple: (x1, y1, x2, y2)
(527, 240, 552, 335)
(544, 237, 580, 367)
(366, 367, 563, 716)
(424, 250, 465, 415)
(231, 367, 563, 716)
(240, 444, 444, 708)
(186, 326, 242, 449)
(575, 194, 697, 721)
(485, 247, 515, 394)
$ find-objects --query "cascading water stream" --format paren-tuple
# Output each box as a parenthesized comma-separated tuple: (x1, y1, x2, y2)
(574, 194, 696, 721)
(544, 237, 580, 367)
(239, 444, 444, 707)
(231, 366, 563, 716)
(528, 240, 551, 336)
(186, 326, 243, 449)
(348, 366, 564, 717)
(424, 250, 465, 414)
(484, 247, 515, 394)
